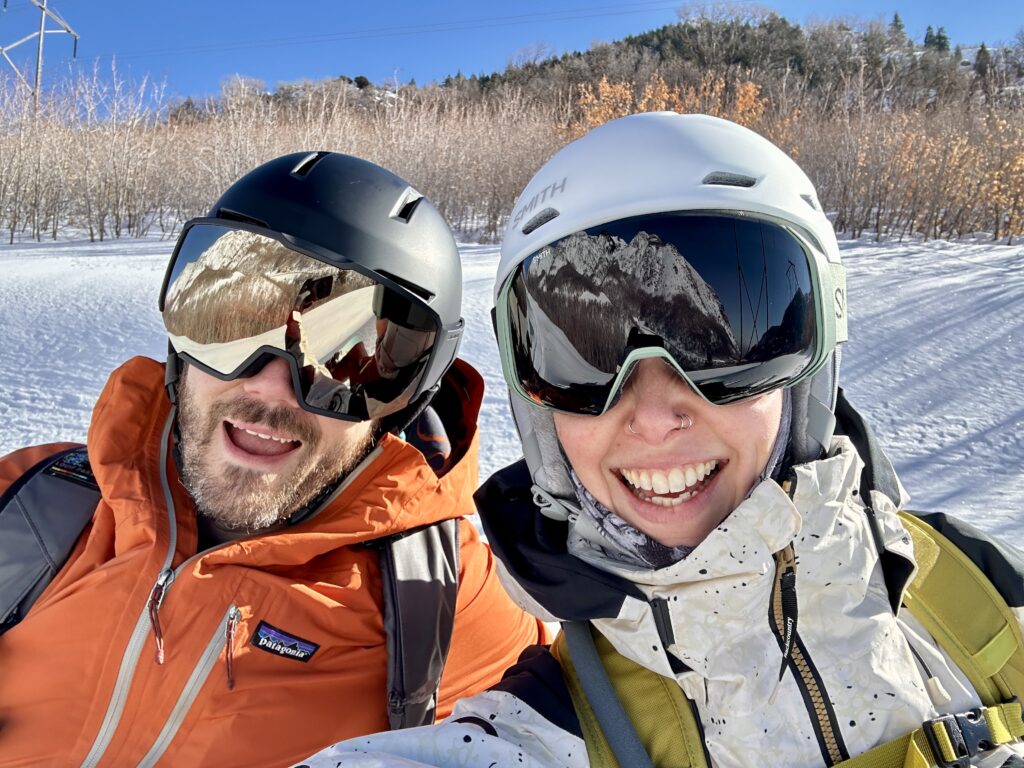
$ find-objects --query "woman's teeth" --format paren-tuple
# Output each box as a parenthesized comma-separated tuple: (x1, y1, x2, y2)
(620, 461, 719, 506)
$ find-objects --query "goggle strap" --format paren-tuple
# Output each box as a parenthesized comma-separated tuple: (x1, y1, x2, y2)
(830, 263, 849, 343)
(806, 395, 838, 456)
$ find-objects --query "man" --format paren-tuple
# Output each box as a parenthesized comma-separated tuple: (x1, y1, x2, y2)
(0, 152, 546, 767)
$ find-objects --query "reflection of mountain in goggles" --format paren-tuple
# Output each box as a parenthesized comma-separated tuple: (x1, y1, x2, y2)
(160, 221, 441, 421)
(496, 212, 846, 415)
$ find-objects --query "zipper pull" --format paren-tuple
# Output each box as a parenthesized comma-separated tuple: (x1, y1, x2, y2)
(769, 545, 799, 704)
(225, 606, 240, 691)
(147, 569, 175, 665)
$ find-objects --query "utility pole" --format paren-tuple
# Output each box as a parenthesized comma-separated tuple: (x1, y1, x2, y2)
(0, 0, 79, 112)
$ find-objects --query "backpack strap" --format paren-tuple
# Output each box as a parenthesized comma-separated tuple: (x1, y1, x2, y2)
(553, 622, 708, 768)
(836, 701, 1024, 768)
(0, 446, 99, 634)
(900, 511, 1024, 706)
(375, 517, 460, 729)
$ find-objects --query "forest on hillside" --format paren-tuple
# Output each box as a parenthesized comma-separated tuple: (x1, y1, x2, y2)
(2, 8, 1023, 244)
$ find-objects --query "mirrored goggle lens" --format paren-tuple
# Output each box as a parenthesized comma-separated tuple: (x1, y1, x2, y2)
(505, 212, 819, 413)
(162, 222, 439, 420)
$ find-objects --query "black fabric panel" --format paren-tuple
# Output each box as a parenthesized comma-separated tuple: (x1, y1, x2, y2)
(490, 644, 583, 739)
(475, 460, 645, 621)
(425, 363, 475, 471)
(913, 511, 1024, 607)
(833, 388, 901, 508)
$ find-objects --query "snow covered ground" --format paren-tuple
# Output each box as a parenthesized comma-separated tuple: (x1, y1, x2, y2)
(1, 236, 1022, 540)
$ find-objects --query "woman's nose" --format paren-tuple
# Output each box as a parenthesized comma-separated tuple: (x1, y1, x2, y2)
(619, 359, 700, 442)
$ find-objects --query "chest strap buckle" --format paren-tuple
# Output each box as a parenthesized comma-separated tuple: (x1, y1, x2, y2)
(923, 708, 995, 768)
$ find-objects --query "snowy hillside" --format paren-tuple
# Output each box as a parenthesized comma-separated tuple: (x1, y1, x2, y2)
(1, 236, 1022, 540)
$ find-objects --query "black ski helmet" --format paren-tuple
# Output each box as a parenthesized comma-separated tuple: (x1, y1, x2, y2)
(164, 151, 464, 427)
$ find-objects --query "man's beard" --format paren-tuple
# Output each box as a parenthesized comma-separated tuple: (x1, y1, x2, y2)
(176, 375, 375, 533)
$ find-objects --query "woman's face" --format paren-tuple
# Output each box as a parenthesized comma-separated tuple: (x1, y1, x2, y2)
(553, 359, 783, 549)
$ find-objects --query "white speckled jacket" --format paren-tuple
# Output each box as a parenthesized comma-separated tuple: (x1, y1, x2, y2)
(296, 430, 1024, 768)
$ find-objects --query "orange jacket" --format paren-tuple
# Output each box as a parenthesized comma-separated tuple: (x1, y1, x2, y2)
(0, 356, 545, 768)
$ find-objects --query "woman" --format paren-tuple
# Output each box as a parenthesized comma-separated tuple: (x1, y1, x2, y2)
(297, 113, 1024, 767)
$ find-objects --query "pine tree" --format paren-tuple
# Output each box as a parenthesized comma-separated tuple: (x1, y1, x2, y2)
(886, 13, 906, 51)
(890, 13, 904, 35)
(974, 43, 992, 76)
(924, 26, 935, 49)
(934, 27, 951, 53)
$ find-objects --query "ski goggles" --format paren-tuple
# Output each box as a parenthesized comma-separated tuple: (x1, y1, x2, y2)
(495, 211, 847, 415)
(160, 219, 458, 421)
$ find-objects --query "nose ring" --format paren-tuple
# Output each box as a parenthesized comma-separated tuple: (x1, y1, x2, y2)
(627, 415, 693, 434)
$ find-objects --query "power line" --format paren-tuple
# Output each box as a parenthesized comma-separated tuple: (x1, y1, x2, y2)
(79, 1, 683, 64)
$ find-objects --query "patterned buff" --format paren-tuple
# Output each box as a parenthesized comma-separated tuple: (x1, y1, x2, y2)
(567, 467, 694, 569)
(565, 390, 793, 571)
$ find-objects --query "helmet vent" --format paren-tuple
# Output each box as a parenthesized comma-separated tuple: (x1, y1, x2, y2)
(800, 193, 820, 211)
(376, 269, 434, 301)
(522, 207, 559, 235)
(291, 152, 330, 178)
(215, 208, 268, 228)
(390, 187, 424, 223)
(702, 172, 756, 188)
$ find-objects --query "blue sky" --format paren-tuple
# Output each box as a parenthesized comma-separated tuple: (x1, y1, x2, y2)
(0, 0, 1020, 100)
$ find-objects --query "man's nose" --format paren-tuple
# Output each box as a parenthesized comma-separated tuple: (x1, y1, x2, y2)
(240, 355, 299, 406)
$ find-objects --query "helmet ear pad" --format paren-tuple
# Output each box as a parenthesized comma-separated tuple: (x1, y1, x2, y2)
(510, 395, 574, 500)
(788, 348, 841, 467)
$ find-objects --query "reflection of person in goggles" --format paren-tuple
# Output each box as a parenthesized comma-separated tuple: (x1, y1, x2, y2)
(163, 222, 443, 421)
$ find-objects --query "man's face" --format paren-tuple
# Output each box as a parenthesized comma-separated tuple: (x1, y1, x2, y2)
(176, 357, 377, 533)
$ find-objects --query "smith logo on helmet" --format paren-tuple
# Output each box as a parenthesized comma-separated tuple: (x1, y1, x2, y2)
(512, 177, 568, 228)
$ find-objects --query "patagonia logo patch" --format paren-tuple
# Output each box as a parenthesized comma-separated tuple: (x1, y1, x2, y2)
(43, 448, 99, 491)
(250, 621, 319, 663)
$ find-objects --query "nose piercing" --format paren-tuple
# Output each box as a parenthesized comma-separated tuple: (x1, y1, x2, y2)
(627, 415, 693, 434)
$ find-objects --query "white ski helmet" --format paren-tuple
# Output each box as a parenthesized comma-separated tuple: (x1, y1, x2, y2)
(494, 112, 848, 518)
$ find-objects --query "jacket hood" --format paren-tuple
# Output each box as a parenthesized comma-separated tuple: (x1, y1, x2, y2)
(88, 355, 483, 568)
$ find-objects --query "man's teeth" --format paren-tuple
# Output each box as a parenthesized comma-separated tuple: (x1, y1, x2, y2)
(241, 427, 297, 444)
(620, 461, 718, 505)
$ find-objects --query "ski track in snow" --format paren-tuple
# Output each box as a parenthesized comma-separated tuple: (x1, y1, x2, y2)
(1, 236, 1022, 542)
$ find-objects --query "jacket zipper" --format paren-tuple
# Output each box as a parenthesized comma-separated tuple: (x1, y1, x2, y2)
(147, 568, 175, 664)
(769, 543, 850, 766)
(135, 604, 240, 768)
(80, 414, 182, 768)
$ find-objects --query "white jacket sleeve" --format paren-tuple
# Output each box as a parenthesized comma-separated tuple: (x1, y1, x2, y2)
(292, 690, 587, 768)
